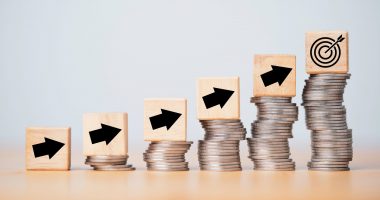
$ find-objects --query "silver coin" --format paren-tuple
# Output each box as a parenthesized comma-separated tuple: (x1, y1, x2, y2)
(199, 140, 240, 143)
(200, 163, 241, 167)
(144, 141, 192, 171)
(311, 149, 353, 153)
(198, 147, 240, 151)
(93, 167, 136, 171)
(198, 149, 239, 153)
(144, 159, 186, 164)
(198, 119, 246, 171)
(86, 158, 125, 164)
(200, 167, 242, 172)
(144, 153, 187, 157)
(87, 155, 128, 159)
(150, 141, 193, 145)
(200, 119, 241, 124)
(202, 123, 244, 126)
(148, 145, 191, 149)
(308, 167, 350, 171)
(247, 96, 298, 171)
(147, 166, 189, 169)
(248, 145, 290, 150)
(84, 155, 136, 170)
(85, 161, 127, 166)
(199, 154, 240, 158)
(85, 158, 127, 162)
(254, 163, 295, 168)
(146, 163, 189, 167)
(254, 168, 295, 171)
(147, 146, 190, 150)
(147, 168, 189, 171)
(203, 134, 245, 138)
(308, 163, 349, 168)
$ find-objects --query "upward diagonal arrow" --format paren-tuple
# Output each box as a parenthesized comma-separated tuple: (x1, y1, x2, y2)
(149, 109, 182, 130)
(202, 87, 234, 109)
(89, 124, 121, 145)
(260, 65, 292, 87)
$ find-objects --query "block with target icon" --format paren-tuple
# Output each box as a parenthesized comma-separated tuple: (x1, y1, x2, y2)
(83, 113, 128, 156)
(306, 31, 349, 74)
(253, 54, 296, 97)
(26, 127, 71, 170)
(144, 98, 187, 141)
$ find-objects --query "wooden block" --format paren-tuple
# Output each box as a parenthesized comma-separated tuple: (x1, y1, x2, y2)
(197, 77, 240, 120)
(305, 31, 349, 74)
(26, 127, 71, 170)
(144, 98, 187, 141)
(253, 55, 296, 97)
(83, 113, 128, 156)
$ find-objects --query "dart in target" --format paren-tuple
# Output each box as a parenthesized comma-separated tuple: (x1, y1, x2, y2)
(310, 34, 345, 68)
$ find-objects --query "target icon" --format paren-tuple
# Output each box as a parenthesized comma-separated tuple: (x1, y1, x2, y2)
(310, 35, 345, 68)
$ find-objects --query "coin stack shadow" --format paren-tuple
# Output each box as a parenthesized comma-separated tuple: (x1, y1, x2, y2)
(198, 119, 247, 171)
(302, 73, 352, 171)
(143, 141, 192, 171)
(85, 155, 136, 171)
(247, 97, 298, 171)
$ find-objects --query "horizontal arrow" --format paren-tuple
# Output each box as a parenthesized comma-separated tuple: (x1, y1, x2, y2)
(32, 137, 65, 159)
(89, 124, 121, 145)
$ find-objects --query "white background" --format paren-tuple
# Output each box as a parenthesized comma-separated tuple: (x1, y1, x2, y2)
(0, 0, 379, 167)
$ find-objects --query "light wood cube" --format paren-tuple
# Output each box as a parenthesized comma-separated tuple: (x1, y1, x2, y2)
(254, 55, 296, 97)
(83, 113, 128, 156)
(197, 77, 240, 120)
(306, 31, 349, 74)
(26, 127, 71, 170)
(144, 98, 187, 141)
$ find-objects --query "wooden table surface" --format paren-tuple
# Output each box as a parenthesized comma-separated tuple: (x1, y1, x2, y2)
(1, 149, 380, 200)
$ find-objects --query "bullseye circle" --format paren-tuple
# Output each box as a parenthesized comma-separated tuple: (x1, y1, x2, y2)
(310, 37, 341, 68)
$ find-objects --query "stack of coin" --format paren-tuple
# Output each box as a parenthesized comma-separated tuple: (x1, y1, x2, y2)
(85, 155, 135, 171)
(302, 73, 352, 171)
(143, 141, 192, 171)
(247, 97, 298, 171)
(198, 119, 246, 171)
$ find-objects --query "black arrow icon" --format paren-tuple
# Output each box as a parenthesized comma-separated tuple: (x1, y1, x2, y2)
(32, 137, 65, 159)
(89, 124, 121, 145)
(260, 65, 292, 87)
(202, 87, 234, 109)
(149, 109, 182, 130)
(325, 34, 345, 53)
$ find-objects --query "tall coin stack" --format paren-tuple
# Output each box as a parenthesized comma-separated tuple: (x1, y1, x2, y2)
(143, 141, 192, 171)
(247, 97, 298, 171)
(85, 155, 135, 171)
(198, 119, 246, 171)
(302, 73, 352, 171)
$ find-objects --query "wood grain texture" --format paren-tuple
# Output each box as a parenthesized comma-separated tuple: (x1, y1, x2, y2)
(197, 77, 240, 120)
(83, 113, 128, 156)
(144, 98, 187, 141)
(25, 127, 71, 170)
(254, 54, 296, 97)
(3, 149, 379, 200)
(305, 31, 349, 74)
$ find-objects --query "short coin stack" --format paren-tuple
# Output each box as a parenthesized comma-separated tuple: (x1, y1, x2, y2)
(198, 119, 246, 171)
(85, 155, 135, 171)
(247, 97, 298, 171)
(302, 73, 352, 171)
(143, 141, 192, 171)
